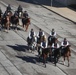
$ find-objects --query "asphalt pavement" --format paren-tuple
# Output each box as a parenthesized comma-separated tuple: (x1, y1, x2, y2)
(0, 0, 76, 75)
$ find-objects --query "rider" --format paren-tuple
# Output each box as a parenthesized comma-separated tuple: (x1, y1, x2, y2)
(23, 11, 29, 18)
(48, 28, 57, 46)
(37, 29, 44, 39)
(61, 38, 69, 47)
(50, 28, 56, 37)
(6, 4, 11, 12)
(61, 38, 71, 56)
(41, 36, 47, 49)
(60, 38, 70, 55)
(29, 29, 36, 42)
(17, 5, 23, 13)
(51, 38, 60, 54)
(14, 11, 18, 17)
(61, 38, 70, 53)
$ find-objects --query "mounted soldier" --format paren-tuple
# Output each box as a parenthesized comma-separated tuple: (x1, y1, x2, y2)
(17, 5, 23, 18)
(50, 28, 56, 37)
(48, 28, 57, 46)
(27, 29, 37, 51)
(29, 29, 36, 43)
(61, 38, 70, 55)
(22, 11, 30, 31)
(51, 38, 60, 55)
(23, 11, 29, 18)
(37, 29, 45, 44)
(6, 4, 12, 12)
(38, 34, 47, 56)
(11, 11, 19, 30)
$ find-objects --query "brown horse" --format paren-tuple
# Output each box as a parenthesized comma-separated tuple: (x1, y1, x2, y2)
(5, 15, 11, 32)
(22, 17, 30, 31)
(3, 11, 12, 32)
(60, 45, 71, 67)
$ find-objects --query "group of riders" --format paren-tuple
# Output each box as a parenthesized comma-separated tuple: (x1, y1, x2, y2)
(0, 4, 30, 32)
(27, 28, 71, 56)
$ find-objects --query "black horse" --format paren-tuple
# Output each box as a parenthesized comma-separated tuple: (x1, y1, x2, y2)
(11, 14, 19, 30)
(38, 47, 51, 67)
(59, 45, 71, 67)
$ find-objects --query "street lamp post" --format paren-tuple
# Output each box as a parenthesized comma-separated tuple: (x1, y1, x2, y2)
(51, 0, 52, 7)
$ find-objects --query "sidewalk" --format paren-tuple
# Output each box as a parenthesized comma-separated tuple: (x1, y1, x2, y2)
(42, 5, 76, 24)
(34, 0, 76, 24)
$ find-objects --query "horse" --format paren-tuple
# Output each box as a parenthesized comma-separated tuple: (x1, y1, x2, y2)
(60, 45, 71, 67)
(22, 17, 30, 31)
(52, 47, 61, 66)
(1, 14, 10, 32)
(11, 15, 19, 30)
(27, 36, 37, 52)
(38, 47, 51, 67)
(53, 45, 71, 67)
(1, 11, 12, 32)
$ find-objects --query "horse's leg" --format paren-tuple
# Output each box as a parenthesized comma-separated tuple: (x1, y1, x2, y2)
(23, 24, 26, 31)
(67, 56, 70, 67)
(54, 56, 57, 66)
(5, 23, 8, 32)
(63, 56, 65, 65)
(6, 22, 10, 32)
(15, 22, 18, 31)
(38, 47, 41, 62)
(26, 24, 29, 31)
(43, 54, 46, 68)
(49, 51, 52, 62)
(25, 24, 27, 31)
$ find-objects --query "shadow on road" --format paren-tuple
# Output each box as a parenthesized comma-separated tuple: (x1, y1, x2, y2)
(7, 44, 29, 52)
(16, 55, 39, 64)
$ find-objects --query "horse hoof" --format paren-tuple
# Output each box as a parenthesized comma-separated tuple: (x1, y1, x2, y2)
(45, 65, 46, 68)
(55, 64, 56, 66)
(68, 64, 70, 67)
